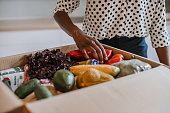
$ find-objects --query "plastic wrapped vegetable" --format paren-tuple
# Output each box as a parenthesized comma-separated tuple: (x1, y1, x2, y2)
(112, 59, 152, 78)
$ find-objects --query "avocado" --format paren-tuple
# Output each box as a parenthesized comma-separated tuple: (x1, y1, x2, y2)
(52, 69, 75, 92)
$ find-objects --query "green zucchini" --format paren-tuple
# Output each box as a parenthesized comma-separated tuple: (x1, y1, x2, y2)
(14, 78, 40, 99)
(34, 84, 53, 100)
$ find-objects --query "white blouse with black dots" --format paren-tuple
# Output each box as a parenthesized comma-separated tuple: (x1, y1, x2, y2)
(54, 0, 170, 48)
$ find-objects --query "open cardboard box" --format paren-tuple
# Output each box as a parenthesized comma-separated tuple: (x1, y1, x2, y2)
(0, 44, 170, 113)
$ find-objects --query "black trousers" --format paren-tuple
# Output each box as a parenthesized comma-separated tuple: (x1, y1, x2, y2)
(99, 36, 148, 58)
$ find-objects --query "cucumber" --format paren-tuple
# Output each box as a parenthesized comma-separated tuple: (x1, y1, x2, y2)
(34, 84, 53, 100)
(52, 69, 75, 92)
(14, 78, 40, 99)
(2, 79, 12, 91)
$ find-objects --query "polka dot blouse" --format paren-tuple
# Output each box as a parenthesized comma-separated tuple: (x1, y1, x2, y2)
(54, 0, 170, 48)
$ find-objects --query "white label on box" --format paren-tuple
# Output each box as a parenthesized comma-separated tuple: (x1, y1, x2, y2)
(2, 72, 24, 91)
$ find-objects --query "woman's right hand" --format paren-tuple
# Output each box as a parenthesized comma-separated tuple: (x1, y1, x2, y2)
(72, 28, 108, 63)
(54, 11, 107, 63)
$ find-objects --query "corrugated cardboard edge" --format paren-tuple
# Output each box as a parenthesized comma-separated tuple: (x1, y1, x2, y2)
(103, 44, 164, 68)
(24, 66, 170, 113)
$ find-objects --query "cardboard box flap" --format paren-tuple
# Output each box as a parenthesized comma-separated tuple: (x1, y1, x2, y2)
(25, 66, 170, 113)
(0, 81, 23, 113)
(0, 44, 78, 71)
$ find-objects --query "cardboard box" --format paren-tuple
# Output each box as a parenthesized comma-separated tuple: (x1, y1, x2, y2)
(0, 44, 170, 113)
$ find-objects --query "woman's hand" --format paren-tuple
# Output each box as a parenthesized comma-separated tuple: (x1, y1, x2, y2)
(54, 11, 107, 63)
(72, 29, 108, 63)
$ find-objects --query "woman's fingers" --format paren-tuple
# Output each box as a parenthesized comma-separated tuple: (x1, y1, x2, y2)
(95, 40, 108, 61)
(87, 46, 99, 62)
(73, 30, 106, 63)
(89, 41, 104, 63)
(81, 49, 89, 59)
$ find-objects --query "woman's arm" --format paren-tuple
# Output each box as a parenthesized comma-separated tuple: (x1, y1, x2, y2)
(54, 11, 107, 63)
(149, 0, 170, 66)
(155, 47, 170, 66)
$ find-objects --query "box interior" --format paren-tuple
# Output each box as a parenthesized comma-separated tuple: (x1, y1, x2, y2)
(0, 44, 162, 71)
(0, 44, 169, 113)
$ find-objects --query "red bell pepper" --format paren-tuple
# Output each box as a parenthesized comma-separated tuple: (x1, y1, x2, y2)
(111, 54, 124, 59)
(66, 50, 85, 59)
(105, 49, 113, 59)
(105, 54, 124, 65)
(88, 49, 112, 59)
(66, 49, 113, 60)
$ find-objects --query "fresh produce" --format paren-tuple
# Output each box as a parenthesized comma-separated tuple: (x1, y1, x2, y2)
(112, 59, 152, 78)
(105, 54, 124, 64)
(24, 65, 52, 84)
(77, 68, 114, 88)
(70, 64, 120, 76)
(77, 59, 99, 65)
(66, 49, 112, 60)
(34, 84, 53, 100)
(66, 50, 86, 59)
(52, 69, 75, 92)
(2, 79, 12, 91)
(15, 78, 40, 99)
(110, 54, 124, 59)
(26, 49, 76, 79)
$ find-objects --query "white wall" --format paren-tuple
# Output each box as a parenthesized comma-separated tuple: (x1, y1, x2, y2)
(0, 0, 86, 20)
(0, 29, 74, 57)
